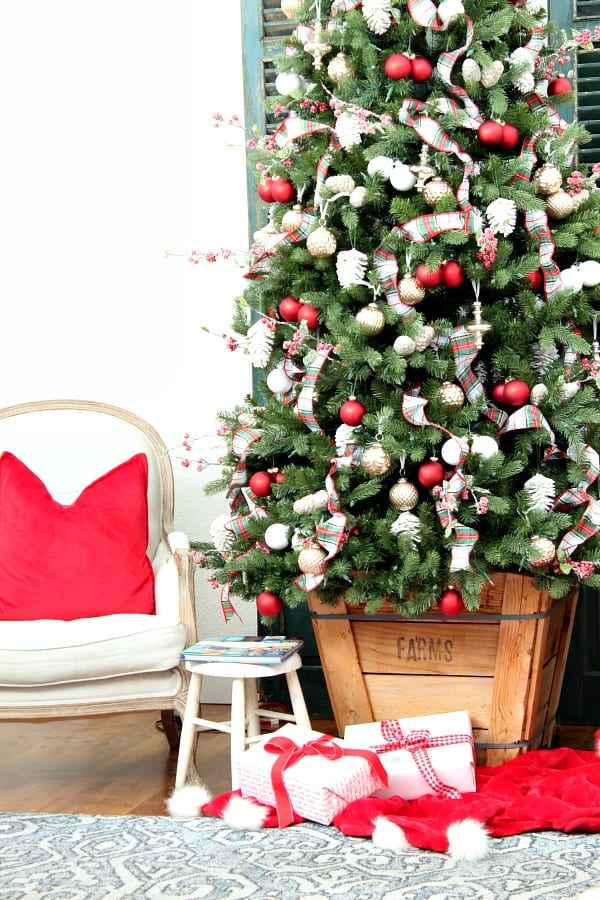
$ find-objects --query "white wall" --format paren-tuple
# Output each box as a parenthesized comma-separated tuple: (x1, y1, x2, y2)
(0, 0, 256, 697)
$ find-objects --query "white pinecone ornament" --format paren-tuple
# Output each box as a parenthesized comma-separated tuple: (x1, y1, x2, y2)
(335, 111, 362, 149)
(531, 342, 559, 374)
(524, 473, 556, 512)
(245, 318, 275, 368)
(461, 58, 481, 83)
(414, 325, 435, 351)
(336, 248, 368, 288)
(390, 511, 421, 548)
(480, 61, 504, 88)
(362, 0, 393, 34)
(293, 490, 329, 516)
(486, 198, 517, 236)
(210, 514, 234, 552)
(325, 174, 356, 195)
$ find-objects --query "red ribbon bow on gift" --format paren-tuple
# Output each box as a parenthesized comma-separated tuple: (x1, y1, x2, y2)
(264, 734, 389, 827)
(369, 721, 475, 800)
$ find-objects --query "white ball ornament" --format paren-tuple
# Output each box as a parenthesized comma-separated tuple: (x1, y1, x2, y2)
(266, 368, 294, 394)
(579, 259, 600, 288)
(389, 162, 417, 192)
(264, 523, 290, 550)
(438, 0, 465, 25)
(470, 434, 499, 459)
(441, 437, 464, 466)
(275, 71, 306, 95)
(560, 266, 584, 293)
(530, 383, 549, 406)
(393, 334, 416, 356)
(367, 156, 394, 180)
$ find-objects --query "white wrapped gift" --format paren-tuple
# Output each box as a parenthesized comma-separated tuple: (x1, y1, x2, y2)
(344, 709, 476, 800)
(236, 722, 388, 826)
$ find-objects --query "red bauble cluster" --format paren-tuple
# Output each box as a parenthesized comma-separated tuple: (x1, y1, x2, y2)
(257, 177, 296, 203)
(256, 590, 284, 617)
(417, 458, 445, 488)
(296, 303, 319, 329)
(339, 397, 367, 426)
(438, 588, 465, 616)
(525, 270, 543, 291)
(548, 76, 572, 96)
(491, 379, 530, 407)
(384, 53, 432, 83)
(249, 470, 274, 497)
(415, 260, 464, 289)
(477, 120, 520, 150)
(279, 296, 301, 322)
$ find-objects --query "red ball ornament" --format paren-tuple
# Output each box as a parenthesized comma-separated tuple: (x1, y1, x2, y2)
(503, 379, 530, 407)
(410, 56, 433, 82)
(417, 458, 445, 488)
(272, 470, 285, 484)
(438, 588, 465, 616)
(257, 177, 274, 202)
(491, 382, 506, 404)
(248, 470, 273, 497)
(441, 260, 465, 288)
(270, 178, 296, 203)
(384, 53, 412, 79)
(297, 303, 319, 329)
(339, 397, 367, 426)
(256, 590, 284, 617)
(477, 120, 503, 147)
(279, 296, 301, 322)
(415, 263, 442, 289)
(500, 123, 521, 150)
(548, 76, 572, 96)
(525, 270, 543, 291)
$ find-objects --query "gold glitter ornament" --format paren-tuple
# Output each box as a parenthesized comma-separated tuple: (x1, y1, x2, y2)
(546, 190, 575, 220)
(307, 225, 337, 257)
(389, 477, 419, 510)
(422, 176, 453, 207)
(360, 443, 392, 475)
(281, 0, 301, 17)
(327, 51, 355, 83)
(439, 381, 465, 410)
(532, 163, 562, 197)
(325, 174, 356, 194)
(399, 274, 426, 306)
(526, 535, 556, 567)
(281, 204, 304, 232)
(356, 303, 385, 335)
(297, 546, 328, 574)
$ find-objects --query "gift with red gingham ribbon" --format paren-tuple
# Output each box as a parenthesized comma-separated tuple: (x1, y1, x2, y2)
(368, 720, 475, 800)
(263, 732, 389, 828)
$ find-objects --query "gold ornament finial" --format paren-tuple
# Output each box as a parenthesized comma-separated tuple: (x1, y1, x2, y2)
(410, 144, 437, 192)
(467, 299, 491, 350)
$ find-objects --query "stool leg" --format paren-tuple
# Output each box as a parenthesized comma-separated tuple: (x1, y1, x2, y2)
(244, 678, 261, 739)
(229, 677, 246, 790)
(175, 673, 202, 787)
(286, 670, 311, 729)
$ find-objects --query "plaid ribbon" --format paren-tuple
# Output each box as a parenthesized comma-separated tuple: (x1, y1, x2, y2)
(331, 0, 363, 13)
(436, 19, 482, 126)
(247, 208, 318, 279)
(295, 458, 349, 592)
(229, 427, 262, 511)
(219, 583, 242, 623)
(498, 404, 555, 444)
(373, 246, 419, 321)
(547, 444, 600, 560)
(296, 343, 334, 433)
(369, 720, 475, 799)
(450, 328, 486, 405)
(264, 733, 389, 828)
(407, 0, 444, 30)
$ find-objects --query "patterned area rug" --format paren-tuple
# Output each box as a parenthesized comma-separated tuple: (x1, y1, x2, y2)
(1, 811, 600, 899)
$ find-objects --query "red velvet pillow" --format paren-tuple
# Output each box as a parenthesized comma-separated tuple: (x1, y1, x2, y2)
(0, 451, 155, 620)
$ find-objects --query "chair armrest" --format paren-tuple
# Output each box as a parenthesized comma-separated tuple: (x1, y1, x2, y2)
(153, 531, 197, 645)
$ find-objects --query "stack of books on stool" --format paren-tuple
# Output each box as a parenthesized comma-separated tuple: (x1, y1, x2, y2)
(180, 635, 304, 664)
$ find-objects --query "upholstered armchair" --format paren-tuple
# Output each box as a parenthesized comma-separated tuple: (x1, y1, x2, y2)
(0, 399, 197, 751)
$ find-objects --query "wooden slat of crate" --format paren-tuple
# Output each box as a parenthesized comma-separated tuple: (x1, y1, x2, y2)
(364, 673, 493, 726)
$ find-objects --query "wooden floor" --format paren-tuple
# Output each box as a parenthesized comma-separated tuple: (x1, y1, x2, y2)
(0, 711, 594, 817)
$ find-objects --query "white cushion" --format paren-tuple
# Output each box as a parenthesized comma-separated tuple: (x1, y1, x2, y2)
(0, 670, 182, 705)
(0, 614, 187, 686)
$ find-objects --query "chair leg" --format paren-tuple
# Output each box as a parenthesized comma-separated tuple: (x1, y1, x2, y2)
(229, 678, 247, 790)
(175, 673, 202, 787)
(160, 710, 181, 753)
(244, 678, 261, 739)
(286, 670, 312, 729)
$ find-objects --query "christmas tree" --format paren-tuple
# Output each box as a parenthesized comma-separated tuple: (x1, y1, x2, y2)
(198, 0, 600, 619)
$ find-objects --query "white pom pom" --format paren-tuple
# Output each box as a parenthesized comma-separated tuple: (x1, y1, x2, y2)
(446, 818, 490, 860)
(264, 523, 290, 550)
(389, 162, 417, 192)
(372, 816, 411, 851)
(267, 367, 294, 394)
(560, 265, 584, 293)
(166, 783, 213, 817)
(275, 71, 306, 95)
(223, 794, 269, 831)
(441, 437, 464, 466)
(470, 435, 499, 459)
(438, 0, 465, 25)
(579, 259, 600, 287)
(367, 156, 394, 180)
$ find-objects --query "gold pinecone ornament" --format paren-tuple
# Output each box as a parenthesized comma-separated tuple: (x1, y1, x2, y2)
(422, 176, 453, 207)
(356, 303, 385, 335)
(439, 381, 465, 410)
(532, 163, 562, 197)
(360, 443, 392, 475)
(526, 535, 556, 567)
(327, 52, 355, 83)
(389, 477, 419, 510)
(307, 225, 337, 257)
(546, 190, 575, 220)
(297, 546, 328, 574)
(399, 274, 426, 306)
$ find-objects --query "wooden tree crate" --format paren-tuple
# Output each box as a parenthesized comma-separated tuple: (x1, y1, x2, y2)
(308, 573, 578, 765)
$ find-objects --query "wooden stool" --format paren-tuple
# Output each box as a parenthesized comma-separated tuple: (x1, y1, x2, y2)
(175, 652, 311, 789)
